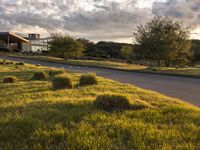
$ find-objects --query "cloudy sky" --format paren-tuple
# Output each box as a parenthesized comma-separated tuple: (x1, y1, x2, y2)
(0, 0, 200, 43)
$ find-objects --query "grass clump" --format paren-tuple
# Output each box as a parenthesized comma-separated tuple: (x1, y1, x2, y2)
(16, 61, 25, 65)
(0, 60, 14, 65)
(31, 71, 48, 81)
(49, 69, 65, 77)
(3, 76, 18, 83)
(93, 94, 131, 112)
(52, 74, 73, 90)
(79, 73, 98, 86)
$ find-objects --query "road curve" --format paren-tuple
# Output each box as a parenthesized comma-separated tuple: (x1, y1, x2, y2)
(1, 56, 200, 107)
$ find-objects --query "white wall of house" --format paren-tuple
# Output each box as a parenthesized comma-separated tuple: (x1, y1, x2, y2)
(22, 43, 31, 52)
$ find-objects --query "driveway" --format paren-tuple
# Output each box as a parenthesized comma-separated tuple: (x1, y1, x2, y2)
(1, 56, 200, 107)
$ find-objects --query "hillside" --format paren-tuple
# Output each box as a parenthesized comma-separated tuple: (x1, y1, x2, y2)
(0, 60, 200, 149)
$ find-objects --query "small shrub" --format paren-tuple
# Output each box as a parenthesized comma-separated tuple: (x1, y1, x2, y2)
(151, 68, 158, 71)
(79, 73, 98, 86)
(5, 62, 10, 65)
(0, 60, 10, 65)
(4, 61, 14, 65)
(52, 75, 73, 90)
(49, 69, 65, 77)
(3, 76, 18, 83)
(32, 71, 48, 80)
(127, 60, 133, 64)
(16, 62, 25, 65)
(93, 94, 131, 112)
(9, 61, 14, 65)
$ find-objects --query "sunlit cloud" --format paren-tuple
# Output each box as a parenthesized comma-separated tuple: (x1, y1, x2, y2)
(0, 0, 199, 43)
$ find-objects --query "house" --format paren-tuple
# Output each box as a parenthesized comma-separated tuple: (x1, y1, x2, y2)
(0, 32, 30, 51)
(0, 32, 52, 52)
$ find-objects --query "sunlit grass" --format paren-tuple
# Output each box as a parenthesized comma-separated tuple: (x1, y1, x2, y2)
(0, 60, 200, 149)
(11, 55, 147, 70)
(11, 55, 200, 77)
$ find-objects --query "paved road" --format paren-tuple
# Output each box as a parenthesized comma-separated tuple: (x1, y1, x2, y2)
(1, 56, 200, 107)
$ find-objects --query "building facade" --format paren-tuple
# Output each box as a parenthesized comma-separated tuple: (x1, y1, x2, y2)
(0, 32, 52, 52)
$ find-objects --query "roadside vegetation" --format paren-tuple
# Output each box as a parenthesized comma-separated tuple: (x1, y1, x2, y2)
(10, 55, 200, 78)
(2, 16, 200, 78)
(46, 16, 197, 68)
(0, 59, 200, 149)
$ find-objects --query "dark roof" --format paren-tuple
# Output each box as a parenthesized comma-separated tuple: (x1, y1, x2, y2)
(0, 32, 30, 43)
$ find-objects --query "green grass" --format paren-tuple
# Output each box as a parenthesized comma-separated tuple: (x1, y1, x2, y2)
(11, 55, 147, 70)
(0, 60, 200, 149)
(10, 55, 200, 78)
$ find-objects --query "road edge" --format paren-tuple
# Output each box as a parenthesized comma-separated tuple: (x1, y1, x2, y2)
(3, 55, 200, 79)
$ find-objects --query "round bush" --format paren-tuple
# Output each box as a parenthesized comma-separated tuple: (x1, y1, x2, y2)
(93, 94, 131, 112)
(4, 62, 9, 65)
(52, 75, 73, 90)
(9, 61, 14, 65)
(49, 69, 65, 77)
(32, 71, 48, 80)
(16, 62, 25, 65)
(79, 73, 98, 86)
(3, 76, 18, 83)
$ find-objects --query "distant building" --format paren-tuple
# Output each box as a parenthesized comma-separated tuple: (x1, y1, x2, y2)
(0, 32, 52, 52)
(29, 36, 52, 52)
(0, 32, 30, 51)
(28, 33, 41, 40)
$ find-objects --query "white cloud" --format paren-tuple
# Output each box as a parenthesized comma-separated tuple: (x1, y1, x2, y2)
(0, 0, 199, 42)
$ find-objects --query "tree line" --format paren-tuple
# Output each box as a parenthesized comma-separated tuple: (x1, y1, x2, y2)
(49, 17, 200, 67)
(49, 34, 134, 60)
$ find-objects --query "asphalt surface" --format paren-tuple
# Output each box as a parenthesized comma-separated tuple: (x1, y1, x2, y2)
(1, 56, 200, 107)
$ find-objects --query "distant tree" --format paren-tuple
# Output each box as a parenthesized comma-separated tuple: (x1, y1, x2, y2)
(95, 41, 121, 58)
(76, 38, 90, 50)
(76, 38, 95, 56)
(75, 38, 136, 60)
(49, 34, 84, 59)
(85, 41, 134, 59)
(134, 16, 191, 67)
(120, 45, 134, 60)
(191, 39, 200, 61)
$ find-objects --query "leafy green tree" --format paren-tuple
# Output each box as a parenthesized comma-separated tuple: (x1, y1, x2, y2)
(191, 40, 200, 61)
(134, 16, 191, 67)
(120, 45, 134, 60)
(49, 34, 84, 59)
(76, 38, 95, 56)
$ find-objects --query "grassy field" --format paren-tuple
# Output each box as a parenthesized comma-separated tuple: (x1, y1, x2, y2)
(0, 59, 200, 149)
(10, 55, 200, 78)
